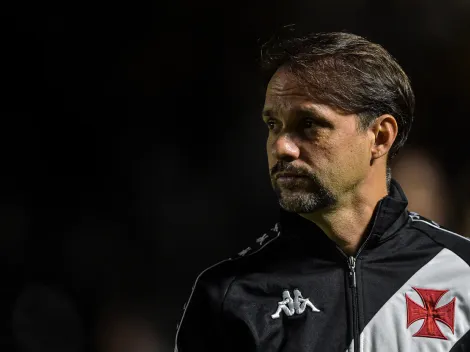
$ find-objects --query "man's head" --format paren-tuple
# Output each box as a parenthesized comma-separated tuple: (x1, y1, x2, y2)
(261, 32, 415, 214)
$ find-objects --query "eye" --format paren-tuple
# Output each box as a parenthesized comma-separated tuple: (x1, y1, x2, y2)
(266, 118, 277, 130)
(303, 118, 315, 129)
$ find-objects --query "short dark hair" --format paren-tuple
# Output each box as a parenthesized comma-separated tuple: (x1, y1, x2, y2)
(260, 31, 415, 161)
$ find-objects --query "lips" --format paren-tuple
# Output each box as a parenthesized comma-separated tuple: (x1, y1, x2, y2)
(275, 173, 308, 179)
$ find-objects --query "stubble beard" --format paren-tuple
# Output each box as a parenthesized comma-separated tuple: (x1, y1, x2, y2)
(272, 175, 336, 213)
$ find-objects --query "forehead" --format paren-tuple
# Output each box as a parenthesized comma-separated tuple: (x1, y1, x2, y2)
(264, 67, 313, 111)
(263, 67, 361, 128)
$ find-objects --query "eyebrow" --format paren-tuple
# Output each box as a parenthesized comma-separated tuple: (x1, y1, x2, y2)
(262, 106, 333, 126)
(261, 109, 273, 120)
(297, 106, 325, 118)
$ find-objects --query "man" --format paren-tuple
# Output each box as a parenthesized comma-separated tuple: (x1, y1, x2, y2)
(175, 32, 470, 351)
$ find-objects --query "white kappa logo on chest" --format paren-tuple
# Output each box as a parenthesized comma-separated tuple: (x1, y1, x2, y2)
(271, 289, 320, 319)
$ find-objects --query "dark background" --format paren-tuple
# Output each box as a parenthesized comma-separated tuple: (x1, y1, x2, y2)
(2, 1, 470, 351)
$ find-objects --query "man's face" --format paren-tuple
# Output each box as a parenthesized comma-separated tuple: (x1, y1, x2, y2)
(263, 67, 374, 213)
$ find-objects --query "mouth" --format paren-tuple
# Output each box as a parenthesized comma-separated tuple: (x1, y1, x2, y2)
(275, 172, 309, 180)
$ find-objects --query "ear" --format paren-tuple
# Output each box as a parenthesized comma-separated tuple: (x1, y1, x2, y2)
(369, 114, 398, 161)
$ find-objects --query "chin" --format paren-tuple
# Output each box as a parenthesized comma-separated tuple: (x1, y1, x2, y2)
(276, 186, 336, 213)
(278, 195, 322, 213)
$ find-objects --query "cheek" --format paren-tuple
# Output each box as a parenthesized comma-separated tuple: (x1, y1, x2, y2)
(317, 136, 370, 179)
(304, 135, 337, 164)
(341, 138, 372, 172)
(266, 140, 275, 167)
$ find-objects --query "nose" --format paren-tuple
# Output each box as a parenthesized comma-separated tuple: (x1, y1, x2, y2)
(272, 133, 300, 161)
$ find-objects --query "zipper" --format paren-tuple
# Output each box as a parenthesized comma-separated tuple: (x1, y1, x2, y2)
(337, 201, 383, 352)
(348, 256, 357, 288)
(337, 231, 374, 351)
(338, 249, 360, 352)
(348, 256, 359, 352)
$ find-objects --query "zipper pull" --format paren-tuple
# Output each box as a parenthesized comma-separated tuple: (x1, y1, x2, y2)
(348, 256, 357, 288)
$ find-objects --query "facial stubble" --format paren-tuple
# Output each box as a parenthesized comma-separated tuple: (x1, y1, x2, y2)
(271, 174, 336, 213)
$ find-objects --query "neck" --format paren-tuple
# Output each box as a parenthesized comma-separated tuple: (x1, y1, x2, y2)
(300, 173, 388, 256)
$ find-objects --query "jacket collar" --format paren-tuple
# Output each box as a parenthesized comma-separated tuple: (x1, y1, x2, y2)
(279, 179, 409, 246)
(369, 179, 409, 243)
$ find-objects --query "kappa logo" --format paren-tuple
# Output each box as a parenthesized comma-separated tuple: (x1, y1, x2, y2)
(271, 289, 320, 319)
(271, 222, 280, 233)
(237, 223, 281, 257)
(406, 287, 456, 340)
(409, 212, 441, 227)
(238, 247, 251, 257)
(256, 233, 269, 246)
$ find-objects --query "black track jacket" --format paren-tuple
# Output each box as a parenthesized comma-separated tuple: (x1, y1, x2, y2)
(175, 180, 470, 352)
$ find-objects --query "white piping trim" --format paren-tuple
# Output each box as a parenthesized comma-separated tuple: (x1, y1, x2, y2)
(174, 258, 232, 352)
(409, 216, 470, 242)
(174, 224, 282, 351)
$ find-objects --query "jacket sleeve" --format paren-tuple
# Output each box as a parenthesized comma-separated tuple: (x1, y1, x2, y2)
(175, 271, 228, 352)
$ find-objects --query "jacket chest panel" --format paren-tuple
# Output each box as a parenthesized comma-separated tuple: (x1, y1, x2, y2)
(225, 267, 349, 351)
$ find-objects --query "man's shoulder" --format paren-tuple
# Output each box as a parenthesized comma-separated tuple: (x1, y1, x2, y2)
(407, 211, 469, 244)
(190, 222, 283, 292)
(407, 211, 470, 264)
(175, 222, 283, 345)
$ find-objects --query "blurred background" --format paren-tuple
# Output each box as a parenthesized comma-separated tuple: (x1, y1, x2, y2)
(1, 0, 470, 351)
